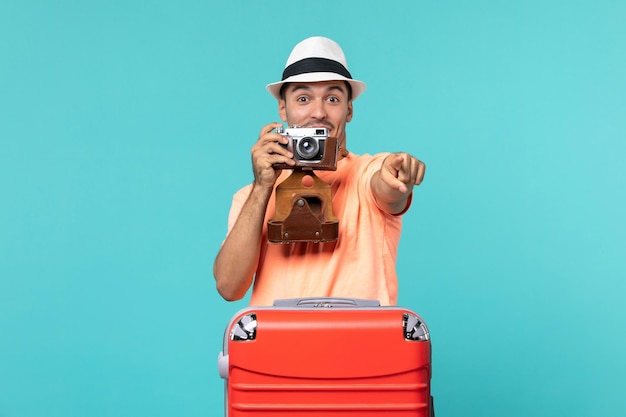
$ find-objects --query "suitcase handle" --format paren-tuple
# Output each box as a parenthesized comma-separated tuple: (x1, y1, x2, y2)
(273, 297, 381, 308)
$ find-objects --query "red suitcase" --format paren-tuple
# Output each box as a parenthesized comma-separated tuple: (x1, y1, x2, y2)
(218, 297, 433, 416)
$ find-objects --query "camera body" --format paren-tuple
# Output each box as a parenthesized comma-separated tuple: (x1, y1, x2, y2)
(274, 126, 338, 170)
(279, 126, 328, 162)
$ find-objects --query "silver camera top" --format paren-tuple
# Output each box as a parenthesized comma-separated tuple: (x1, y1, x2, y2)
(276, 125, 330, 139)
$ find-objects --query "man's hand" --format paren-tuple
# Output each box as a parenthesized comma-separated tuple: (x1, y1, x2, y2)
(251, 122, 296, 188)
(380, 153, 426, 194)
(372, 152, 426, 214)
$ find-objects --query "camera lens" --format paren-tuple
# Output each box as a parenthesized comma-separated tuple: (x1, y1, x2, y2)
(296, 137, 320, 160)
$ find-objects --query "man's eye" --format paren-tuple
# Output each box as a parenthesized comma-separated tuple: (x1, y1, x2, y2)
(328, 96, 340, 103)
(296, 96, 309, 102)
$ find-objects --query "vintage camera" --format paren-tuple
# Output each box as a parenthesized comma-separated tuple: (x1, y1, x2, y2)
(268, 126, 340, 243)
(274, 126, 338, 170)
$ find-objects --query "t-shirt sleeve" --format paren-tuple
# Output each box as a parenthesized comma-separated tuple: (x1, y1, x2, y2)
(226, 184, 253, 236)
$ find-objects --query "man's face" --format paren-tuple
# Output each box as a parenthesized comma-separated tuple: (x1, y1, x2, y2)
(278, 81, 353, 145)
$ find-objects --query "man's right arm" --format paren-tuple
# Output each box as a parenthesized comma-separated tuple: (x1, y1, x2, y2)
(213, 184, 273, 301)
(213, 122, 295, 301)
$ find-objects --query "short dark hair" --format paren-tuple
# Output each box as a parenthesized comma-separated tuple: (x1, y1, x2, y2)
(279, 81, 353, 101)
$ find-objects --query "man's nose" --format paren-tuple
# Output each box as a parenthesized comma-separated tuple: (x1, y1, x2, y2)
(310, 99, 327, 119)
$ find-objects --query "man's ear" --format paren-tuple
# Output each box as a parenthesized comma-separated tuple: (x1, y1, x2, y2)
(346, 101, 353, 123)
(278, 99, 287, 122)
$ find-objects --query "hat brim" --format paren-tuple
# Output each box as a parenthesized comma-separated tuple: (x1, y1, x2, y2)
(266, 72, 367, 101)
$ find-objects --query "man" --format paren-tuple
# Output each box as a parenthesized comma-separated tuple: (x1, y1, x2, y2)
(214, 36, 425, 306)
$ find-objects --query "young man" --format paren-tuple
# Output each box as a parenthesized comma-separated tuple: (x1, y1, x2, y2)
(214, 36, 426, 306)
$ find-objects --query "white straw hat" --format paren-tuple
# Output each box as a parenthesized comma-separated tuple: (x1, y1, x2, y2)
(266, 36, 367, 100)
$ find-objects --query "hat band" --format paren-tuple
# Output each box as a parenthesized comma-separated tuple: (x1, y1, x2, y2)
(282, 57, 352, 81)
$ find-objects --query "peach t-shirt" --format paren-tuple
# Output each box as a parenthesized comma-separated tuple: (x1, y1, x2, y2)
(226, 152, 409, 306)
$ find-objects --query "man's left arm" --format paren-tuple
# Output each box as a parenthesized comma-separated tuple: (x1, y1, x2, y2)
(371, 152, 426, 215)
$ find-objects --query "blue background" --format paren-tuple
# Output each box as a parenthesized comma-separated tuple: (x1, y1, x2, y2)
(1, 1, 625, 416)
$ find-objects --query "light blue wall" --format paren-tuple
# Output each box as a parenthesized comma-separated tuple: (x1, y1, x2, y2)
(1, 1, 624, 416)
